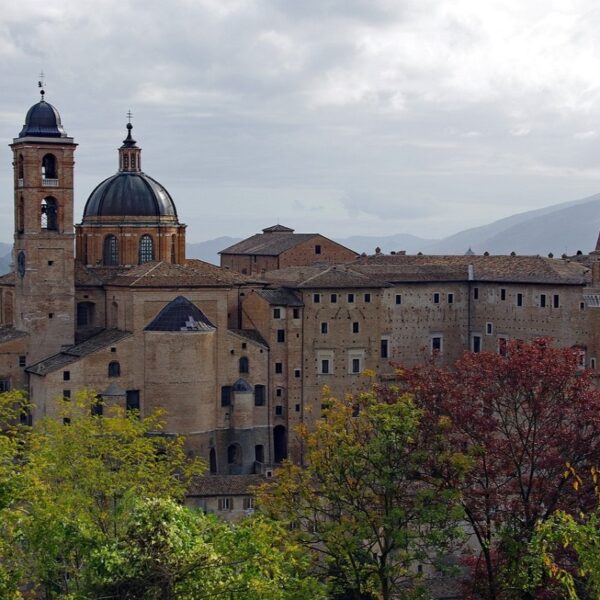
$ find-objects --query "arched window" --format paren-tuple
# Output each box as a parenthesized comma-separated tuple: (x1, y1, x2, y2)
(227, 443, 242, 465)
(41, 154, 57, 179)
(41, 197, 58, 231)
(108, 361, 120, 378)
(239, 356, 249, 374)
(17, 155, 24, 180)
(209, 448, 217, 474)
(103, 235, 119, 266)
(139, 235, 154, 264)
(17, 196, 24, 233)
(170, 234, 176, 263)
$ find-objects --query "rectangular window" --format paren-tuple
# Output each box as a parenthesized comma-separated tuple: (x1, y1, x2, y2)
(63, 390, 71, 399)
(321, 322, 328, 334)
(591, 358, 597, 369)
(315, 244, 322, 255)
(330, 293, 337, 303)
(447, 293, 454, 304)
(580, 302, 586, 311)
(500, 288, 506, 301)
(277, 329, 285, 343)
(275, 405, 283, 416)
(380, 338, 389, 359)
(273, 307, 281, 319)
(18, 355, 26, 367)
(433, 292, 440, 304)
(517, 293, 523, 307)
(275, 362, 283, 374)
(395, 294, 402, 305)
(498, 337, 508, 356)
(63, 371, 70, 381)
(553, 294, 560, 308)
(293, 308, 300, 319)
(318, 351, 334, 375)
(243, 497, 255, 510)
(254, 384, 265, 406)
(348, 350, 364, 374)
(295, 403, 300, 412)
(255, 445, 264, 463)
(473, 287, 479, 300)
(347, 293, 354, 303)
(352, 322, 359, 334)
(221, 386, 232, 407)
(218, 497, 233, 511)
(276, 387, 283, 397)
(540, 294, 547, 308)
(486, 322, 493, 335)
(364, 293, 371, 303)
(294, 368, 301, 378)
(351, 358, 361, 373)
(472, 335, 481, 353)
(321, 359, 330, 374)
(431, 336, 442, 353)
(126, 390, 140, 412)
(313, 293, 320, 303)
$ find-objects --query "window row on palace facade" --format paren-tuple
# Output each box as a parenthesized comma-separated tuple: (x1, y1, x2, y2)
(316, 349, 366, 375)
(220, 384, 266, 407)
(472, 287, 563, 308)
(319, 320, 363, 335)
(312, 292, 372, 304)
(101, 234, 163, 265)
(217, 496, 255, 511)
(272, 307, 301, 319)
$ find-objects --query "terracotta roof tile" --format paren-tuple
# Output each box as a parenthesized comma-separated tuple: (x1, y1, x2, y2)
(189, 474, 267, 496)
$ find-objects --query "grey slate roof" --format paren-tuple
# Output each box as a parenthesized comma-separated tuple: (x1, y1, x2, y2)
(26, 329, 132, 376)
(257, 288, 304, 306)
(144, 296, 215, 332)
(0, 327, 27, 344)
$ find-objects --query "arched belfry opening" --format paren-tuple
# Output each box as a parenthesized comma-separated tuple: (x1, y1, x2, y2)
(41, 153, 57, 180)
(41, 197, 58, 231)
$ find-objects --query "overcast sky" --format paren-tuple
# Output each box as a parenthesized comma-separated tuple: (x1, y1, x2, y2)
(2, 0, 600, 243)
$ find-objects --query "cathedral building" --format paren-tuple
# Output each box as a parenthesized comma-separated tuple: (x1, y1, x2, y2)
(1, 92, 600, 508)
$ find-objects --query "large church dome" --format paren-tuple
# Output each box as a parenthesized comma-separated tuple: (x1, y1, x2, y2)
(19, 97, 68, 138)
(83, 171, 178, 219)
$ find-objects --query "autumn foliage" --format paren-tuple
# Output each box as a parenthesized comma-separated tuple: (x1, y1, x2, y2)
(397, 339, 600, 599)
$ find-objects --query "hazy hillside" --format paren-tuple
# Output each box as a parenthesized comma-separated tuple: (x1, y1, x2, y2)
(186, 236, 242, 265)
(338, 233, 435, 255)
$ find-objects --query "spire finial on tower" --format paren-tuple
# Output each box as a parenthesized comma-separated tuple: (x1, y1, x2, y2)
(38, 71, 45, 101)
(122, 110, 138, 148)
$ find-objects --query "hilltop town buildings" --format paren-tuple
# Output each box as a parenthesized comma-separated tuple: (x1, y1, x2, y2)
(1, 94, 599, 514)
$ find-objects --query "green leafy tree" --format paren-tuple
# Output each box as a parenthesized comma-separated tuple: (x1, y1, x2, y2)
(257, 383, 463, 600)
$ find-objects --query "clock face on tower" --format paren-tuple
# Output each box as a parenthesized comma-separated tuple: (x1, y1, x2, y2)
(17, 251, 25, 278)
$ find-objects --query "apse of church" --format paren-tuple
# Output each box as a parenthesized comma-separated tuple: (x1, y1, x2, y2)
(75, 120, 186, 267)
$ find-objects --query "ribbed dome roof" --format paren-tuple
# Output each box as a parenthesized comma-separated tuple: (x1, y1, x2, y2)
(19, 100, 67, 138)
(83, 172, 178, 219)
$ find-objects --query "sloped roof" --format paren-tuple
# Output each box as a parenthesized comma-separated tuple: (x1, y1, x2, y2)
(26, 329, 132, 376)
(144, 296, 216, 332)
(220, 232, 319, 256)
(228, 329, 269, 349)
(256, 288, 304, 306)
(352, 254, 591, 285)
(0, 327, 27, 344)
(262, 264, 388, 289)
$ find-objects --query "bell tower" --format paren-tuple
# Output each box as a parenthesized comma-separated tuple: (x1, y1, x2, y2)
(10, 89, 76, 362)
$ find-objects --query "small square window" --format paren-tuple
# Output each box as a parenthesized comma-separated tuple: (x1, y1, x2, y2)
(47, 260, 53, 266)
(276, 388, 283, 397)
(473, 287, 479, 300)
(433, 293, 440, 304)
(294, 368, 301, 378)
(273, 308, 281, 319)
(293, 308, 300, 319)
(313, 293, 320, 303)
(63, 390, 71, 399)
(395, 294, 402, 305)
(364, 293, 371, 303)
(347, 293, 354, 303)
(517, 293, 523, 307)
(18, 355, 26, 367)
(330, 293, 337, 303)
(431, 336, 442, 352)
(48, 313, 54, 319)
(352, 322, 359, 334)
(0, 379, 10, 393)
(580, 302, 586, 310)
(275, 362, 283, 374)
(447, 293, 454, 304)
(321, 322, 328, 334)
(315, 244, 322, 255)
(110, 347, 117, 353)
(275, 405, 283, 416)
(500, 288, 506, 301)
(63, 371, 70, 381)
(63, 417, 71, 426)
(241, 342, 247, 349)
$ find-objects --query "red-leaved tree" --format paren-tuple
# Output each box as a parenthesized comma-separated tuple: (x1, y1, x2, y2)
(396, 339, 600, 600)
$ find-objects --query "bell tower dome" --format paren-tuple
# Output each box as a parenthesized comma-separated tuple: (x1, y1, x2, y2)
(11, 88, 76, 361)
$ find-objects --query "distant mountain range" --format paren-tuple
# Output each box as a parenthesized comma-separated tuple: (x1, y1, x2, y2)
(187, 193, 600, 264)
(1, 194, 598, 273)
